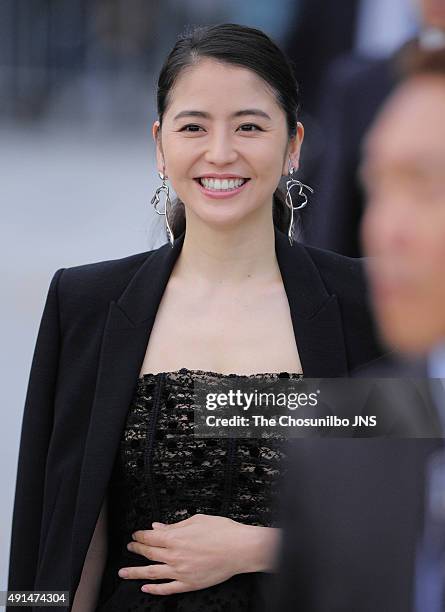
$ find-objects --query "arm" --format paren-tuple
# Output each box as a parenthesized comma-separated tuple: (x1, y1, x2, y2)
(8, 268, 65, 593)
(121, 516, 282, 596)
(236, 524, 282, 574)
(71, 496, 108, 612)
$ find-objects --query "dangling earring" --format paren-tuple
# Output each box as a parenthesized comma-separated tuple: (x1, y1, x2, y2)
(285, 165, 313, 246)
(151, 170, 174, 247)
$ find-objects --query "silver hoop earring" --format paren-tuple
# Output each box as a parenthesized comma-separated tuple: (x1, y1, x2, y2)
(286, 166, 313, 246)
(151, 171, 174, 247)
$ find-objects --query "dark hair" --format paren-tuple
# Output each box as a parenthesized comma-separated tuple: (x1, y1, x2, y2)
(155, 23, 301, 239)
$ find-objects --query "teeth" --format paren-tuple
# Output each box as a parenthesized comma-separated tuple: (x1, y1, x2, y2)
(199, 177, 246, 190)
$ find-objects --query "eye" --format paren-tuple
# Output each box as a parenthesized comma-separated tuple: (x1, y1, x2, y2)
(178, 123, 263, 133)
(238, 124, 263, 132)
(179, 124, 204, 132)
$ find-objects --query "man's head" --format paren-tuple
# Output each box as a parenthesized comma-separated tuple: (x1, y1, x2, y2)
(361, 49, 445, 355)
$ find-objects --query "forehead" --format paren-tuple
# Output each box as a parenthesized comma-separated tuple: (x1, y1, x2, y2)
(164, 58, 280, 116)
(364, 75, 445, 167)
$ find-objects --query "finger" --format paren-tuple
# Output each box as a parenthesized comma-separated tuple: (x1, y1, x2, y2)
(118, 563, 175, 581)
(127, 541, 172, 563)
(132, 530, 169, 547)
(156, 515, 199, 530)
(141, 580, 193, 595)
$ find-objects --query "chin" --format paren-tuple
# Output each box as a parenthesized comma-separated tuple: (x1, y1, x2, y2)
(191, 203, 261, 229)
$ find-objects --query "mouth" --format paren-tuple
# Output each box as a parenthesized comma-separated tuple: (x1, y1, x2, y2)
(193, 176, 251, 199)
(195, 176, 250, 190)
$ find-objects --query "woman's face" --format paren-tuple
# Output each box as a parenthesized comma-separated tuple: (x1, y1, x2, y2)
(153, 58, 303, 230)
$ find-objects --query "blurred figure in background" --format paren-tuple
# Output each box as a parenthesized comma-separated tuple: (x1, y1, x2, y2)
(361, 50, 445, 364)
(284, 0, 416, 115)
(283, 0, 417, 228)
(283, 0, 359, 115)
(0, 0, 294, 125)
(271, 47, 445, 612)
(303, 0, 445, 257)
(362, 46, 445, 612)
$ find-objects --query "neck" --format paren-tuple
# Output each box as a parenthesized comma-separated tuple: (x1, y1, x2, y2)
(172, 210, 281, 287)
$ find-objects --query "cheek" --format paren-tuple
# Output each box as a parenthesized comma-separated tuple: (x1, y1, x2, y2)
(379, 243, 445, 340)
(162, 134, 198, 169)
(421, 236, 445, 298)
(253, 141, 285, 171)
(162, 132, 286, 184)
(366, 209, 445, 348)
(373, 294, 438, 354)
(412, 217, 445, 270)
(361, 203, 390, 256)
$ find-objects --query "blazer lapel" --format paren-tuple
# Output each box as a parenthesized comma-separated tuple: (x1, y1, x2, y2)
(275, 228, 348, 377)
(70, 233, 185, 592)
(71, 226, 348, 592)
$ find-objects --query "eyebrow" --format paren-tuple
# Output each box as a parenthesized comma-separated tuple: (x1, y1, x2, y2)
(173, 109, 272, 121)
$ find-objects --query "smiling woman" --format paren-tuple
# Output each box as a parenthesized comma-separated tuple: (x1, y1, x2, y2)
(152, 23, 305, 244)
(7, 22, 385, 612)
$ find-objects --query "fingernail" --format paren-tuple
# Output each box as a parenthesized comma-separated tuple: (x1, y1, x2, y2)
(152, 521, 166, 528)
(118, 569, 129, 578)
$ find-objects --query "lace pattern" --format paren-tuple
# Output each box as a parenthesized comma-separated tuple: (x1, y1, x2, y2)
(97, 367, 303, 612)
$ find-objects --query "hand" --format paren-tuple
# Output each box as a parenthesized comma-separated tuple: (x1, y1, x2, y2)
(118, 513, 278, 595)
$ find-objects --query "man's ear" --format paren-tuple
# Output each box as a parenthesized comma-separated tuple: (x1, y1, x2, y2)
(152, 120, 165, 175)
(282, 122, 304, 175)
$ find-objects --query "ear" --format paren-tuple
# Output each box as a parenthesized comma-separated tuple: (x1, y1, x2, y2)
(282, 122, 304, 175)
(152, 120, 166, 176)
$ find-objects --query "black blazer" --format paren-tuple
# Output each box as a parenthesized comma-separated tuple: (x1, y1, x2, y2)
(7, 226, 384, 610)
(270, 438, 444, 612)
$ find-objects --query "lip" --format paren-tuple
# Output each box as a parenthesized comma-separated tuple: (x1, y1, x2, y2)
(194, 177, 250, 199)
(195, 174, 249, 179)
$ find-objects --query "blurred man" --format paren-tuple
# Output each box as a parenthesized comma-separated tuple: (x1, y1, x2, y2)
(304, 0, 445, 257)
(361, 45, 445, 612)
(360, 51, 445, 362)
(270, 48, 445, 612)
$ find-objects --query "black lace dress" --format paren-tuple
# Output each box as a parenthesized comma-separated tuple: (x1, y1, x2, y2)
(96, 367, 303, 612)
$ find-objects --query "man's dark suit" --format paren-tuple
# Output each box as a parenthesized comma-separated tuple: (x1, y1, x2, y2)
(303, 53, 397, 257)
(303, 38, 423, 257)
(284, 0, 360, 114)
(7, 226, 384, 610)
(271, 359, 444, 612)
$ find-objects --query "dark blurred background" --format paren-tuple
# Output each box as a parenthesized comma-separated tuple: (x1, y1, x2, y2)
(0, 0, 300, 124)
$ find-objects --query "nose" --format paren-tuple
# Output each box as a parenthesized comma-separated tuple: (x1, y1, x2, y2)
(204, 127, 238, 166)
